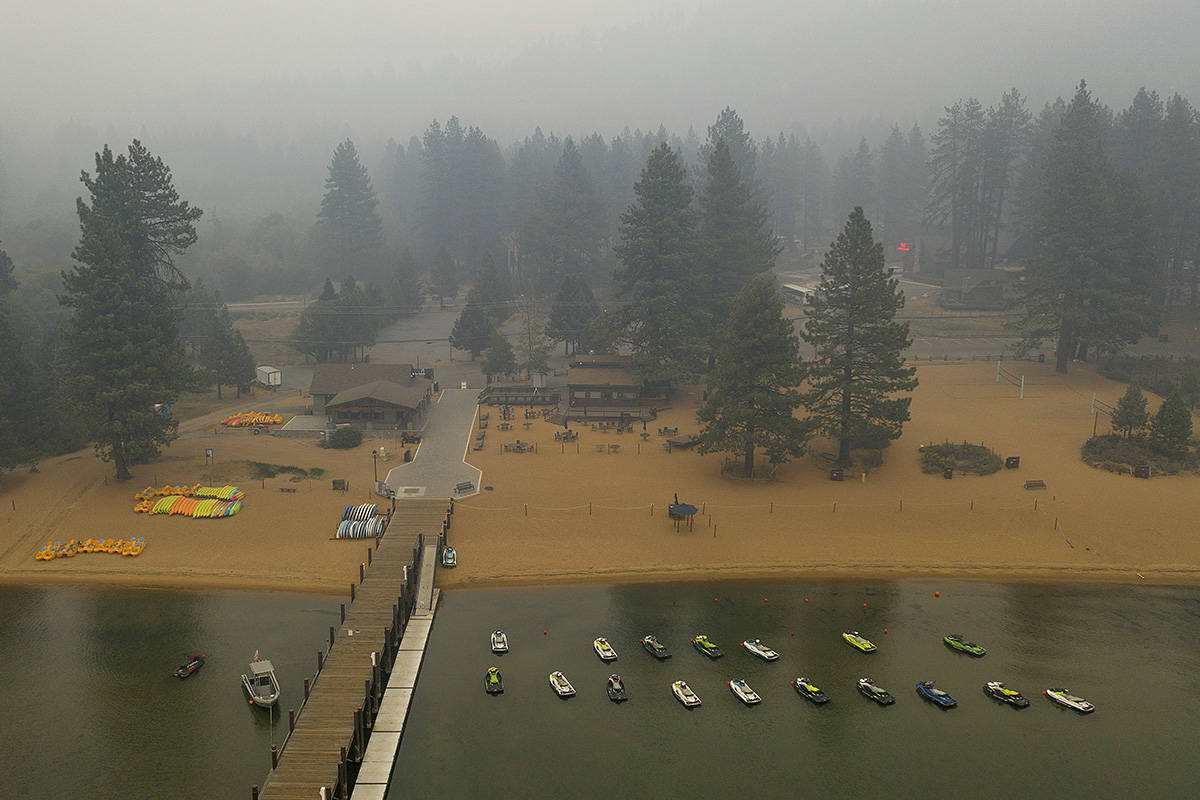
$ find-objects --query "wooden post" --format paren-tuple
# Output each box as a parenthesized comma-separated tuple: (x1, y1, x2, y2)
(1035, 499, 1038, 511)
(523, 503, 528, 516)
(833, 501, 837, 513)
(338, 747, 348, 799)
(271, 743, 278, 769)
(350, 582, 356, 601)
(770, 501, 773, 513)
(1054, 517, 1059, 529)
(374, 663, 382, 707)
(252, 785, 259, 800)
(289, 707, 296, 733)
(359, 562, 365, 583)
(304, 677, 310, 701)
(317, 650, 324, 674)
(340, 603, 346, 623)
(353, 708, 362, 759)
(329, 626, 336, 648)
(899, 499, 903, 512)
(970, 499, 974, 510)
(367, 546, 372, 565)
(588, 502, 592, 515)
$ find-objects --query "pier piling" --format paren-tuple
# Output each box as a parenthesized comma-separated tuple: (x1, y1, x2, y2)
(271, 744, 278, 769)
(304, 678, 310, 701)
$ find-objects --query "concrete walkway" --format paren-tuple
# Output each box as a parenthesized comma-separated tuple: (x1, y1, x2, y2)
(383, 388, 481, 499)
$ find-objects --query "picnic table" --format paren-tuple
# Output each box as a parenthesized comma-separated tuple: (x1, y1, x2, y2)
(522, 421, 533, 430)
(498, 422, 511, 431)
(608, 444, 621, 453)
(554, 430, 578, 442)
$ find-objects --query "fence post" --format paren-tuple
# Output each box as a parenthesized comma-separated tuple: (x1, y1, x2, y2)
(996, 359, 1001, 383)
(304, 677, 310, 701)
(1020, 375, 1025, 400)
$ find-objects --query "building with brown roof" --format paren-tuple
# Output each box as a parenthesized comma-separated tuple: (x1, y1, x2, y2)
(308, 363, 432, 429)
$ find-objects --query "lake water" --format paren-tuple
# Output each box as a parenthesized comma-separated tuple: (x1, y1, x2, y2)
(389, 580, 1200, 799)
(0, 585, 337, 799)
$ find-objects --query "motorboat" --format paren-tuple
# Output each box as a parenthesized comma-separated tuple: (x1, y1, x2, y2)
(241, 657, 280, 708)
(640, 634, 671, 659)
(741, 639, 780, 661)
(594, 637, 618, 661)
(857, 677, 894, 705)
(916, 680, 957, 708)
(729, 678, 761, 705)
(944, 634, 986, 656)
(791, 677, 829, 704)
(491, 630, 509, 653)
(173, 653, 206, 679)
(691, 635, 724, 658)
(484, 666, 503, 695)
(549, 671, 576, 697)
(607, 673, 628, 702)
(1044, 688, 1094, 713)
(441, 546, 457, 568)
(843, 631, 877, 652)
(983, 681, 1029, 708)
(672, 680, 702, 707)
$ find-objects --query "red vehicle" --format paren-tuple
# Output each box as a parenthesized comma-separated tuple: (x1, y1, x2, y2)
(401, 432, 421, 444)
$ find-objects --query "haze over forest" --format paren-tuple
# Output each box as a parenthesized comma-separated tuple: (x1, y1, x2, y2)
(3, 0, 1200, 229)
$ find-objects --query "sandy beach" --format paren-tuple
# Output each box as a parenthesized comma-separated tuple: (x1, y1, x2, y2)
(3, 361, 1199, 595)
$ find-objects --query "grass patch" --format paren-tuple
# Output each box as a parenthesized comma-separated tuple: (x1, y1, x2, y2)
(248, 461, 314, 479)
(1081, 434, 1198, 476)
(919, 442, 1002, 475)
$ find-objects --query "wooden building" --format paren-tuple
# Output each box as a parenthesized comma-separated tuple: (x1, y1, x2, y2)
(308, 363, 432, 429)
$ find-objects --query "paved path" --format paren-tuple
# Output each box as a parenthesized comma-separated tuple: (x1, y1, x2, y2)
(383, 389, 481, 499)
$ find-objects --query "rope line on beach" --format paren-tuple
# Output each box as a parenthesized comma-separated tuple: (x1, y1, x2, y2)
(455, 501, 1045, 514)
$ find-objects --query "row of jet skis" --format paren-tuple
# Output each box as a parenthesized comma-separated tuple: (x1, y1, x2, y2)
(481, 629, 1096, 713)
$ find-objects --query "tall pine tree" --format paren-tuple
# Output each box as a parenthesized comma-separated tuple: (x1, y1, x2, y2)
(802, 207, 917, 466)
(316, 139, 384, 281)
(698, 275, 812, 476)
(59, 141, 202, 481)
(696, 140, 782, 363)
(613, 143, 706, 384)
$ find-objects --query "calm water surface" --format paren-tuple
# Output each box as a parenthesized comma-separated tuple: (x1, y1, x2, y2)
(0, 585, 336, 799)
(390, 580, 1200, 799)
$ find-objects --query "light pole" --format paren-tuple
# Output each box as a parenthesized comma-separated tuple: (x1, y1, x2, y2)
(372, 449, 378, 482)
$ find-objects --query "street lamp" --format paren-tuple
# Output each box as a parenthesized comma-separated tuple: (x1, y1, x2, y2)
(372, 449, 378, 482)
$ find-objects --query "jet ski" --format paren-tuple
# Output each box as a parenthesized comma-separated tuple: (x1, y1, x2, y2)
(640, 634, 671, 659)
(791, 676, 829, 704)
(916, 680, 957, 708)
(1044, 688, 1094, 713)
(594, 637, 618, 661)
(741, 639, 780, 661)
(672, 680, 701, 707)
(491, 630, 509, 653)
(691, 635, 724, 658)
(843, 631, 877, 652)
(943, 634, 986, 656)
(858, 677, 894, 705)
(549, 671, 576, 697)
(983, 681, 1029, 708)
(607, 673, 628, 702)
(173, 653, 206, 679)
(484, 666, 503, 695)
(729, 678, 761, 705)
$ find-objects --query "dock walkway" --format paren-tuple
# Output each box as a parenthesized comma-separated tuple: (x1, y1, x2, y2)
(258, 499, 448, 800)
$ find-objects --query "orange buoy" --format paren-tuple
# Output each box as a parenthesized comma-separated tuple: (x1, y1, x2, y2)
(804, 598, 809, 603)
(934, 591, 940, 597)
(790, 631, 795, 636)
(543, 629, 547, 635)
(862, 602, 867, 608)
(713, 597, 718, 602)
(883, 628, 889, 634)
(763, 597, 768, 602)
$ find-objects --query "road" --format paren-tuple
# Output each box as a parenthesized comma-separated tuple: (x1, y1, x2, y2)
(383, 389, 482, 499)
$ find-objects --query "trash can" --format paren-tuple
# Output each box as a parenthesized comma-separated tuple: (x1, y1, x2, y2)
(943, 467, 954, 479)
(830, 468, 844, 482)
(1005, 456, 1020, 469)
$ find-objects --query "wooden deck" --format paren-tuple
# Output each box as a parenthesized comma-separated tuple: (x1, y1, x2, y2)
(259, 498, 448, 800)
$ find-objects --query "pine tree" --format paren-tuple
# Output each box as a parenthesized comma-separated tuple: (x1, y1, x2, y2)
(0, 240, 16, 296)
(1014, 82, 1159, 372)
(316, 139, 384, 281)
(59, 141, 202, 481)
(391, 248, 424, 314)
(432, 246, 457, 304)
(1111, 382, 1149, 438)
(546, 274, 599, 355)
(697, 140, 782, 362)
(201, 295, 255, 399)
(519, 138, 604, 294)
(801, 207, 917, 466)
(474, 252, 512, 324)
(449, 301, 494, 360)
(700, 107, 757, 189)
(698, 275, 812, 476)
(613, 143, 706, 384)
(481, 330, 516, 381)
(1151, 389, 1193, 455)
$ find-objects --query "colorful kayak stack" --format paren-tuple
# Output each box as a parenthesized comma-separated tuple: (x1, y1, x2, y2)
(35, 537, 145, 560)
(133, 484, 245, 518)
(335, 503, 389, 539)
(221, 412, 284, 427)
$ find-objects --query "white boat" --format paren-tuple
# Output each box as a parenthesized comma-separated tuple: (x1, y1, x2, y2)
(672, 680, 702, 707)
(241, 657, 280, 708)
(1044, 688, 1094, 713)
(729, 678, 761, 705)
(593, 637, 618, 661)
(741, 639, 780, 661)
(549, 671, 576, 697)
(491, 630, 508, 653)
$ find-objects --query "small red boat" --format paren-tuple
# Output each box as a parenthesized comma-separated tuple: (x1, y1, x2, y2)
(173, 653, 206, 678)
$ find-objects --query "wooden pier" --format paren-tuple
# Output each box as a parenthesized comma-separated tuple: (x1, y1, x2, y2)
(257, 498, 449, 800)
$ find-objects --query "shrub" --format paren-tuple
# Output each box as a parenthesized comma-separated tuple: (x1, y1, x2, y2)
(326, 427, 363, 449)
(1080, 433, 1197, 475)
(919, 442, 1002, 475)
(249, 462, 310, 479)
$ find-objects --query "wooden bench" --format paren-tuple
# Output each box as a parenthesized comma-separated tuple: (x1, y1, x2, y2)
(454, 481, 475, 494)
(279, 486, 297, 493)
(1024, 480, 1047, 490)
